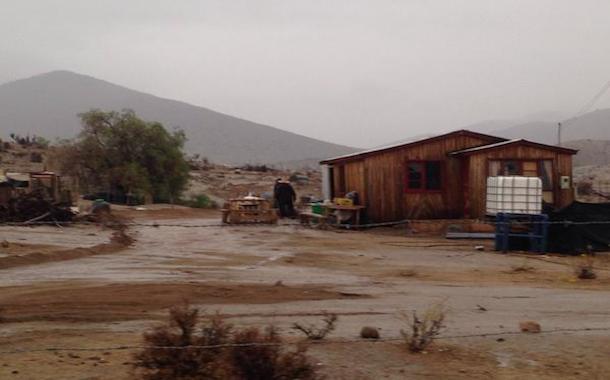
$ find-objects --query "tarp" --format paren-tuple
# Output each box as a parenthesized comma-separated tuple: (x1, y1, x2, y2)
(547, 202, 610, 254)
(5, 172, 30, 182)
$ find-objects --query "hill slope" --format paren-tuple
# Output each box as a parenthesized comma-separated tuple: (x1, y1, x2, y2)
(0, 71, 356, 165)
(563, 139, 610, 167)
(488, 109, 610, 144)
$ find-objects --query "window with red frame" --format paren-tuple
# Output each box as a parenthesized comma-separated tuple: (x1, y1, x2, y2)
(406, 161, 442, 192)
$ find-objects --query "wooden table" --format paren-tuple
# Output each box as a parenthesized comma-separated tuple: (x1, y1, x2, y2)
(323, 204, 365, 226)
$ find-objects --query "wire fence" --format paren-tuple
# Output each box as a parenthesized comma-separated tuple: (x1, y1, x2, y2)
(1, 326, 609, 355)
(2, 218, 610, 229)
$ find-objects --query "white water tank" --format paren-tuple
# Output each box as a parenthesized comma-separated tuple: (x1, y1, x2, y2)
(486, 176, 542, 215)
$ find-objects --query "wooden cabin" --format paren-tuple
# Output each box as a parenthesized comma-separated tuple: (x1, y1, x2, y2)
(320, 130, 577, 221)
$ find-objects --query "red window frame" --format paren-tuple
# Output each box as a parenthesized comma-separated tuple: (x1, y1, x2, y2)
(405, 160, 443, 193)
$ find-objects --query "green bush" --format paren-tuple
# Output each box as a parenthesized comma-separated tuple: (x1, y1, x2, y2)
(187, 194, 217, 209)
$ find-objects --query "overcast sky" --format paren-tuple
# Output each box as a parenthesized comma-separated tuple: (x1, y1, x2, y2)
(1, 0, 609, 148)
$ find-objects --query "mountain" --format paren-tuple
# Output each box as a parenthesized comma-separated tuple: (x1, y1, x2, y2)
(563, 139, 610, 167)
(459, 109, 610, 167)
(487, 109, 610, 144)
(0, 71, 357, 165)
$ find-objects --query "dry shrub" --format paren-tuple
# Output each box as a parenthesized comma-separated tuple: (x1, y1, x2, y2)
(134, 305, 319, 380)
(399, 269, 418, 278)
(511, 259, 535, 273)
(291, 313, 338, 340)
(94, 213, 135, 246)
(576, 181, 593, 196)
(134, 305, 232, 380)
(400, 304, 446, 353)
(30, 151, 44, 163)
(575, 255, 597, 280)
(230, 326, 318, 380)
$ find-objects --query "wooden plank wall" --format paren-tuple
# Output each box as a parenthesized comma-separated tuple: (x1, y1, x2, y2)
(332, 134, 495, 222)
(363, 152, 405, 221)
(394, 135, 487, 220)
(466, 146, 574, 218)
(332, 165, 344, 197)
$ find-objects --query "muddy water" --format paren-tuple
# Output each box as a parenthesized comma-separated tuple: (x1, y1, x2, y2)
(1, 216, 610, 379)
(0, 219, 365, 286)
(0, 225, 110, 248)
(1, 217, 609, 338)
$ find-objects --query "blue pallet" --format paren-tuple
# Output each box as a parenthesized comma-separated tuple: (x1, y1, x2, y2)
(494, 213, 549, 253)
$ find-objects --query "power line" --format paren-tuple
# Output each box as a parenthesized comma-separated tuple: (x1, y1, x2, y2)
(574, 79, 610, 118)
(557, 78, 610, 145)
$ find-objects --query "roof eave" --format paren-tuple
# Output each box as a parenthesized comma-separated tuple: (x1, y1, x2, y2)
(320, 129, 507, 165)
(449, 140, 579, 156)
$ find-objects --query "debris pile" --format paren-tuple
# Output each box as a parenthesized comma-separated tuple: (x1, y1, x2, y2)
(0, 192, 75, 223)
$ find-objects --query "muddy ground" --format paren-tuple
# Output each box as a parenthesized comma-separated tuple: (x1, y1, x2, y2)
(0, 206, 609, 379)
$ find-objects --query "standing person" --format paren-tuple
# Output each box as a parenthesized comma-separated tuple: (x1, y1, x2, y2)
(273, 178, 282, 210)
(274, 179, 296, 218)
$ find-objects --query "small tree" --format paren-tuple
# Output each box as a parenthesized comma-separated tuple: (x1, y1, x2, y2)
(59, 109, 190, 203)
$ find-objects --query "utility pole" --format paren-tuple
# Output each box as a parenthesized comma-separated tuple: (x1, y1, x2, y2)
(557, 78, 610, 147)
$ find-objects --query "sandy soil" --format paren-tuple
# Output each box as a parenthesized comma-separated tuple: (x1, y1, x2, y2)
(0, 282, 367, 323)
(0, 209, 609, 379)
(108, 204, 221, 220)
(184, 165, 322, 206)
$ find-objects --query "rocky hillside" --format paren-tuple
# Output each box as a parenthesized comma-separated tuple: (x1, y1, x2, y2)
(564, 139, 610, 167)
(0, 71, 356, 165)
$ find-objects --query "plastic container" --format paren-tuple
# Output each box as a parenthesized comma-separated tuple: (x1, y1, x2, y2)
(333, 197, 353, 206)
(311, 203, 324, 215)
(486, 176, 542, 215)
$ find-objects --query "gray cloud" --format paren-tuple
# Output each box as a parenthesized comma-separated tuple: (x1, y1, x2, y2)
(1, 0, 609, 147)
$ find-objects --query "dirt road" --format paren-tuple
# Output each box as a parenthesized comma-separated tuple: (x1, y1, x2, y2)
(1, 210, 609, 379)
